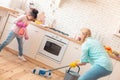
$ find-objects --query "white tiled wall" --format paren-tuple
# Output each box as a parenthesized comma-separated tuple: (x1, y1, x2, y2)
(34, 0, 120, 51)
(0, 0, 11, 7)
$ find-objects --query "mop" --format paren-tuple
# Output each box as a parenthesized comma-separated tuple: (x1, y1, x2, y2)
(32, 65, 69, 78)
(32, 60, 80, 78)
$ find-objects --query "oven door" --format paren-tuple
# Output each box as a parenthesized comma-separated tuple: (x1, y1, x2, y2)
(39, 35, 67, 62)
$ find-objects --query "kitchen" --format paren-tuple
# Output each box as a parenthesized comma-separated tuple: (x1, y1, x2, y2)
(0, 0, 120, 80)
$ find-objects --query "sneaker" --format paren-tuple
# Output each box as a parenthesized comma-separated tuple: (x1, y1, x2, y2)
(18, 56, 26, 61)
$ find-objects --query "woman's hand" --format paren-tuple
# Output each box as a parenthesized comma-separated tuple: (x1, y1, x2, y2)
(69, 60, 80, 68)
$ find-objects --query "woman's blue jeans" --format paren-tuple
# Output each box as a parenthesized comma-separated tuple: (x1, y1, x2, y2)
(0, 31, 23, 56)
(78, 65, 112, 80)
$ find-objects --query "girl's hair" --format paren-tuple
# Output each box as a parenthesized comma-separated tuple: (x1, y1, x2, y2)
(30, 8, 39, 19)
(80, 28, 91, 43)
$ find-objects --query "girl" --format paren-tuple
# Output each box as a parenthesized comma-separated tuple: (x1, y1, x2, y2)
(0, 8, 38, 61)
(70, 28, 113, 80)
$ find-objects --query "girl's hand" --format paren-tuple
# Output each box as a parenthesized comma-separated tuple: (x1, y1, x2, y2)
(24, 28, 29, 40)
(25, 36, 29, 40)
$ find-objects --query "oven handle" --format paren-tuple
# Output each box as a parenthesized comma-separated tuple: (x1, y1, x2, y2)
(45, 35, 68, 45)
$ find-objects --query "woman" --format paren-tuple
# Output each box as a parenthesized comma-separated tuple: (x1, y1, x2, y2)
(70, 28, 113, 80)
(0, 8, 38, 61)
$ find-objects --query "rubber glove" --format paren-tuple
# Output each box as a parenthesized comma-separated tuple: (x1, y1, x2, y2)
(69, 60, 80, 68)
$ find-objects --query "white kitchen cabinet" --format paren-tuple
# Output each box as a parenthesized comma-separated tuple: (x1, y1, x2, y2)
(0, 10, 9, 39)
(108, 60, 120, 80)
(0, 15, 16, 33)
(96, 58, 117, 80)
(0, 15, 18, 51)
(62, 41, 82, 63)
(0, 6, 17, 40)
(23, 24, 46, 58)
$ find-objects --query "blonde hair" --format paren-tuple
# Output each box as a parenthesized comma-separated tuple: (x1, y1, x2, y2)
(80, 28, 91, 43)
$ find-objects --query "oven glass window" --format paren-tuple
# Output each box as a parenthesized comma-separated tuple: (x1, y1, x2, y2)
(44, 41, 61, 56)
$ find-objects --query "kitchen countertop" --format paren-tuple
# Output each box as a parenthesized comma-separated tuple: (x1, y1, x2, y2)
(31, 22, 82, 45)
(10, 13, 82, 45)
(0, 6, 18, 13)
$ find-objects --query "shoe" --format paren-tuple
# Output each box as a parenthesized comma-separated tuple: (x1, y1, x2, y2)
(18, 56, 26, 61)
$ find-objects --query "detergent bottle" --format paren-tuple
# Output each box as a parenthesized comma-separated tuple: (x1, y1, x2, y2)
(18, 28, 25, 35)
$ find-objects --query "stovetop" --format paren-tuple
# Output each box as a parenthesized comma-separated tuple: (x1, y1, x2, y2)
(49, 28, 69, 36)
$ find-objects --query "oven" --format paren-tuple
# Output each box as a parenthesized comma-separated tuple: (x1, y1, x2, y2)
(39, 32, 69, 62)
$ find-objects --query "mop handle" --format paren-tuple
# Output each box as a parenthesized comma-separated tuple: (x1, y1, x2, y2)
(47, 65, 69, 72)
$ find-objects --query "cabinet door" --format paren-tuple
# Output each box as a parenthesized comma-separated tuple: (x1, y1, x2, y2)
(0, 10, 8, 38)
(82, 60, 117, 80)
(63, 41, 81, 62)
(109, 61, 120, 80)
(2, 15, 16, 31)
(0, 15, 15, 43)
(23, 24, 46, 58)
(0, 17, 18, 51)
(98, 58, 117, 80)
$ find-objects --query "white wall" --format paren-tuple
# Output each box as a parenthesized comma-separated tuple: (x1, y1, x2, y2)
(35, 0, 120, 51)
(0, 0, 11, 7)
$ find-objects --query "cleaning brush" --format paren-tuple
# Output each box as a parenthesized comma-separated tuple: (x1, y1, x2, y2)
(32, 67, 52, 78)
(32, 65, 69, 78)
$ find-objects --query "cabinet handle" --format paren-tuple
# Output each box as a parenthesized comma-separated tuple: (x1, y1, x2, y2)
(74, 47, 79, 50)
(35, 30, 39, 32)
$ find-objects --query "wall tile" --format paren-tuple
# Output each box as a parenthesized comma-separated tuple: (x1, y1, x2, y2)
(34, 0, 120, 51)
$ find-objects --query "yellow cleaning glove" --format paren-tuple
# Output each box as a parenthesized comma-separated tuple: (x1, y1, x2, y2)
(69, 60, 80, 68)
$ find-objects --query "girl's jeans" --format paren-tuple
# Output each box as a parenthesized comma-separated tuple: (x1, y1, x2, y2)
(0, 31, 23, 56)
(78, 64, 112, 80)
